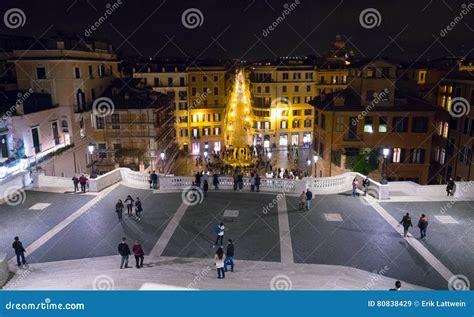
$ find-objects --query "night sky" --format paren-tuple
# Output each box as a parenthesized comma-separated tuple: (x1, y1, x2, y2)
(0, 0, 473, 61)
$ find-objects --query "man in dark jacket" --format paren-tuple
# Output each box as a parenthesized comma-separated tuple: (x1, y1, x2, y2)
(12, 236, 26, 267)
(224, 239, 234, 272)
(151, 171, 158, 189)
(212, 173, 219, 190)
(400, 213, 413, 238)
(118, 237, 131, 269)
(255, 174, 261, 192)
(417, 214, 429, 240)
(446, 177, 455, 196)
(305, 189, 313, 211)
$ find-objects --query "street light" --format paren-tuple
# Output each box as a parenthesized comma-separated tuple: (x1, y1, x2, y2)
(381, 148, 390, 184)
(88, 143, 94, 155)
(267, 152, 272, 159)
(313, 155, 319, 177)
(160, 151, 165, 174)
(160, 152, 165, 160)
(88, 143, 96, 177)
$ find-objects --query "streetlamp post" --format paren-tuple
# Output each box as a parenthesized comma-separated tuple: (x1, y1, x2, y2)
(313, 154, 319, 177)
(381, 148, 390, 184)
(160, 151, 165, 174)
(88, 143, 96, 177)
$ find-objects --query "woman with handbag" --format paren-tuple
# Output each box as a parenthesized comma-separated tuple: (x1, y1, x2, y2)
(214, 247, 225, 279)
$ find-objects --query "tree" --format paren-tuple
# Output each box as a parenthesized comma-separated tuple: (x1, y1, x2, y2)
(346, 150, 379, 175)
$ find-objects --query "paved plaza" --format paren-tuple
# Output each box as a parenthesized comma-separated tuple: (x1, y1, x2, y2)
(1, 183, 473, 290)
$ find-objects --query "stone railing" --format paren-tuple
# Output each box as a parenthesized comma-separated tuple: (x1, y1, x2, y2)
(0, 170, 31, 203)
(388, 180, 474, 198)
(0, 158, 28, 180)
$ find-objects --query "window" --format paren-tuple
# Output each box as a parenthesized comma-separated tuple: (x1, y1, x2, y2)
(319, 76, 325, 84)
(434, 146, 440, 162)
(214, 87, 219, 95)
(305, 72, 313, 80)
(392, 117, 408, 133)
(98, 65, 105, 77)
(202, 87, 208, 93)
(367, 67, 374, 77)
(36, 67, 47, 79)
(463, 118, 472, 134)
(168, 78, 173, 86)
(382, 67, 391, 78)
(364, 117, 373, 133)
(392, 148, 401, 163)
(256, 121, 262, 129)
(282, 73, 289, 80)
(98, 144, 107, 159)
(265, 86, 270, 93)
(192, 88, 197, 96)
(88, 65, 93, 78)
(113, 143, 122, 150)
(411, 148, 425, 164)
(412, 117, 428, 133)
(294, 86, 299, 93)
(111, 114, 120, 129)
(292, 110, 301, 116)
(213, 113, 221, 122)
(440, 148, 446, 164)
(180, 77, 185, 86)
(292, 120, 300, 128)
(264, 121, 270, 130)
(280, 120, 288, 129)
(304, 109, 312, 116)
(213, 76, 218, 81)
(192, 114, 199, 123)
(191, 76, 196, 82)
(180, 128, 188, 137)
(379, 117, 387, 132)
(304, 119, 311, 127)
(214, 127, 221, 136)
(442, 122, 449, 138)
(96, 116, 104, 129)
(203, 127, 210, 136)
(306, 85, 311, 92)
(282, 86, 287, 93)
(257, 86, 262, 93)
(335, 116, 344, 132)
(366, 90, 375, 101)
(192, 128, 199, 138)
(179, 116, 188, 123)
(293, 96, 300, 104)
(293, 73, 301, 80)
(203, 76, 207, 82)
(74, 67, 81, 79)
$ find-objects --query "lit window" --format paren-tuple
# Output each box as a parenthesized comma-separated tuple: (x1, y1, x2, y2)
(442, 122, 449, 138)
(392, 148, 401, 163)
(364, 117, 373, 133)
(379, 117, 387, 132)
(440, 148, 446, 164)
(280, 120, 287, 129)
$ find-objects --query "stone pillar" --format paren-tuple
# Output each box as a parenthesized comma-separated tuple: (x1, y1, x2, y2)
(0, 253, 9, 287)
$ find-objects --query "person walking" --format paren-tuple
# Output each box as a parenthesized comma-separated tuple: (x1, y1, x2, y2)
(224, 239, 234, 272)
(72, 175, 79, 192)
(238, 173, 244, 191)
(352, 178, 359, 197)
(135, 197, 143, 221)
(250, 173, 256, 192)
(195, 171, 202, 188)
(115, 199, 124, 221)
(299, 191, 306, 211)
(132, 241, 144, 269)
(118, 237, 131, 269)
(255, 174, 261, 192)
(214, 247, 225, 279)
(233, 171, 239, 190)
(390, 281, 402, 291)
(446, 177, 455, 196)
(79, 174, 88, 192)
(213, 222, 225, 247)
(12, 236, 26, 267)
(362, 177, 370, 196)
(203, 179, 209, 198)
(148, 171, 153, 189)
(212, 173, 219, 190)
(124, 195, 134, 217)
(399, 213, 413, 238)
(417, 214, 429, 240)
(305, 189, 313, 211)
(151, 170, 158, 189)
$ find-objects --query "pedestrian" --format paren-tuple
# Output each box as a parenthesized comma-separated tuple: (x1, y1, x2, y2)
(135, 197, 143, 221)
(124, 195, 134, 217)
(132, 240, 144, 269)
(238, 173, 243, 191)
(115, 199, 124, 221)
(203, 179, 209, 198)
(362, 177, 370, 196)
(255, 174, 261, 192)
(233, 171, 238, 190)
(399, 213, 413, 238)
(299, 191, 306, 211)
(214, 247, 225, 279)
(352, 178, 359, 197)
(12, 236, 26, 267)
(224, 239, 234, 272)
(72, 175, 79, 192)
(417, 214, 429, 240)
(213, 172, 219, 190)
(195, 171, 202, 188)
(250, 173, 255, 192)
(79, 174, 88, 192)
(446, 177, 455, 196)
(148, 171, 153, 189)
(390, 280, 402, 291)
(151, 170, 158, 189)
(118, 237, 131, 269)
(213, 222, 225, 247)
(305, 188, 313, 211)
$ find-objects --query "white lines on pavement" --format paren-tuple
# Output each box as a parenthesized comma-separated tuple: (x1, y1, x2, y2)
(277, 196, 294, 264)
(150, 202, 189, 257)
(324, 213, 343, 222)
(434, 215, 459, 224)
(367, 198, 455, 283)
(29, 203, 51, 210)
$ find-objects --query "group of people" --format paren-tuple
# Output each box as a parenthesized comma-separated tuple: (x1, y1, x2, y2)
(148, 170, 158, 189)
(213, 223, 234, 279)
(351, 177, 371, 197)
(117, 237, 145, 269)
(72, 174, 89, 193)
(115, 195, 143, 221)
(299, 189, 314, 211)
(399, 212, 429, 240)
